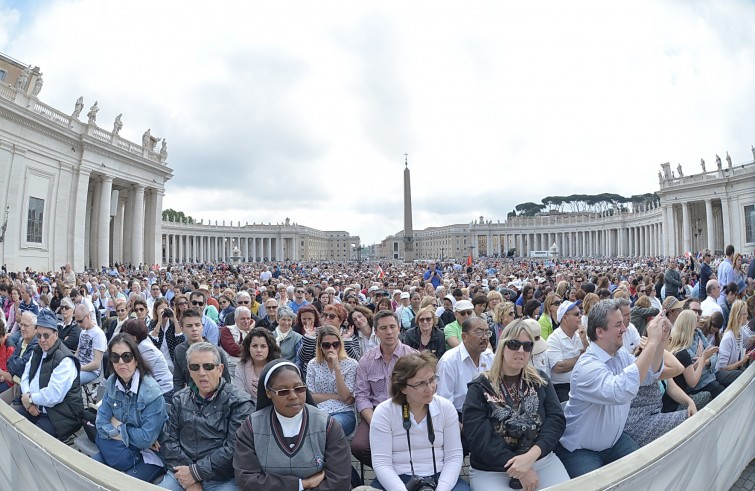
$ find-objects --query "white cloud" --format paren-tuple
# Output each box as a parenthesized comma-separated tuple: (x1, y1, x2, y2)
(3, 0, 755, 244)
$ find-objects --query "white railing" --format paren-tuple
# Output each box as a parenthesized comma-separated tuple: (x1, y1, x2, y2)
(0, 84, 16, 101)
(0, 364, 750, 490)
(32, 99, 72, 127)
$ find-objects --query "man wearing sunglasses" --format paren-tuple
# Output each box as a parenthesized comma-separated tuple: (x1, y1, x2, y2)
(546, 300, 587, 403)
(161, 342, 253, 491)
(288, 285, 309, 314)
(18, 309, 83, 441)
(188, 291, 219, 346)
(172, 309, 231, 397)
(437, 316, 494, 421)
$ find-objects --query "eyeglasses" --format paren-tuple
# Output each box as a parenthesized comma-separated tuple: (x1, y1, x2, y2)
(177, 301, 188, 307)
(266, 304, 278, 309)
(321, 341, 341, 350)
(191, 300, 205, 307)
(116, 308, 127, 313)
(323, 313, 339, 320)
(37, 331, 55, 340)
(417, 317, 433, 323)
(471, 329, 492, 337)
(237, 300, 251, 305)
(188, 363, 218, 372)
(505, 339, 534, 352)
(296, 290, 305, 294)
(110, 352, 134, 364)
(406, 375, 439, 390)
(135, 307, 146, 312)
(457, 310, 473, 317)
(61, 306, 71, 310)
(268, 385, 307, 397)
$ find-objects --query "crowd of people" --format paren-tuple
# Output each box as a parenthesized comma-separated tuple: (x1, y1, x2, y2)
(0, 245, 753, 491)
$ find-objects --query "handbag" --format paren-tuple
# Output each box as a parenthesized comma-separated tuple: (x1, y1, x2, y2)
(95, 433, 141, 471)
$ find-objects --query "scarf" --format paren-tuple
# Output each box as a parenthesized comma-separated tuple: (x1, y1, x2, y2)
(274, 325, 292, 344)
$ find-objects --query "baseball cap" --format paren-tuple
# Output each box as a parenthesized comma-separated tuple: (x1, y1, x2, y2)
(556, 300, 582, 323)
(400, 292, 410, 299)
(454, 300, 474, 312)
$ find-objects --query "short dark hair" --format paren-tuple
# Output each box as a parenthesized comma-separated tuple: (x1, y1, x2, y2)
(587, 299, 620, 342)
(239, 328, 281, 365)
(373, 309, 398, 329)
(725, 245, 734, 256)
(390, 352, 437, 406)
(180, 308, 202, 324)
(122, 318, 148, 343)
(190, 290, 206, 302)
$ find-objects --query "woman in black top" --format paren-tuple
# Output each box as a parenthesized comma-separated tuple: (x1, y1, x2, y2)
(463, 320, 569, 491)
(402, 306, 446, 359)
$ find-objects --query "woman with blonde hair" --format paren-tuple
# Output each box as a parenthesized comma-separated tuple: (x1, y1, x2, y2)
(403, 306, 446, 359)
(554, 281, 569, 300)
(666, 310, 723, 405)
(716, 300, 751, 375)
(463, 319, 569, 491)
(492, 301, 516, 351)
(579, 293, 600, 328)
(538, 293, 561, 340)
(306, 325, 358, 435)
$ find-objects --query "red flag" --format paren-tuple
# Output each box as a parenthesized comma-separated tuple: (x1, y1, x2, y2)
(467, 255, 472, 266)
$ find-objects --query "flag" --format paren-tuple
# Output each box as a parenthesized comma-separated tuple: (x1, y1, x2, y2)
(377, 265, 385, 279)
(467, 255, 472, 267)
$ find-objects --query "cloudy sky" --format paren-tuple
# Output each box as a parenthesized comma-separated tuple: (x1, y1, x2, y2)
(2, 1, 754, 244)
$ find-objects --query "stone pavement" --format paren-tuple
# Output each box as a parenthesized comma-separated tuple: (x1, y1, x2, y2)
(730, 460, 755, 491)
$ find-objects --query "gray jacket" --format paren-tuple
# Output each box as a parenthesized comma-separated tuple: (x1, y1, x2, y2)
(163, 379, 254, 482)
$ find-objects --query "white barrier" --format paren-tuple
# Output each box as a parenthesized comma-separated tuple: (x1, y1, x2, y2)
(0, 364, 752, 490)
(549, 363, 754, 491)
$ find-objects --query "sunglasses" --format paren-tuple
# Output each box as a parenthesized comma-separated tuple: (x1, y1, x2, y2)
(505, 339, 534, 352)
(191, 301, 205, 307)
(457, 310, 474, 317)
(116, 308, 127, 313)
(237, 300, 250, 305)
(268, 385, 307, 397)
(188, 363, 218, 372)
(61, 305, 71, 310)
(177, 301, 188, 306)
(266, 304, 278, 309)
(417, 317, 433, 323)
(323, 313, 339, 320)
(37, 331, 55, 340)
(321, 341, 341, 350)
(110, 352, 135, 363)
(135, 307, 146, 312)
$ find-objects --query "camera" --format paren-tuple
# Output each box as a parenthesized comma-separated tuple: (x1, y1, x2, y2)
(504, 415, 540, 490)
(162, 309, 174, 318)
(405, 475, 437, 491)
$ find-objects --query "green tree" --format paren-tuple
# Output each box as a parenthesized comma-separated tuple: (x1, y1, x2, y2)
(162, 208, 195, 223)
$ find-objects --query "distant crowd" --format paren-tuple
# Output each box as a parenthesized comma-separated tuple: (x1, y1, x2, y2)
(0, 246, 753, 491)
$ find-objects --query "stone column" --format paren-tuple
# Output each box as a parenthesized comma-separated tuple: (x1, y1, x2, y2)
(681, 202, 691, 253)
(71, 168, 92, 271)
(122, 188, 133, 265)
(705, 199, 715, 252)
(96, 176, 113, 268)
(112, 197, 125, 264)
(130, 185, 145, 266)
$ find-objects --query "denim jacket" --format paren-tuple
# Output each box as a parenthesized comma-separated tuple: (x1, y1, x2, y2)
(96, 369, 167, 449)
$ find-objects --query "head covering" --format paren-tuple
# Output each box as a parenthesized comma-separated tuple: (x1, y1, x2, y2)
(256, 359, 316, 411)
(556, 300, 582, 323)
(524, 319, 549, 355)
(662, 296, 681, 312)
(400, 292, 410, 300)
(454, 300, 474, 312)
(36, 309, 59, 331)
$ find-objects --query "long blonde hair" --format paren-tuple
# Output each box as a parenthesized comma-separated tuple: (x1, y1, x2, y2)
(726, 300, 746, 338)
(667, 310, 697, 354)
(487, 319, 545, 392)
(314, 325, 347, 363)
(493, 301, 514, 325)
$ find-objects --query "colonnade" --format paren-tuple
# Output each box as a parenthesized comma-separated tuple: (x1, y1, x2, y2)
(162, 234, 300, 263)
(84, 176, 163, 269)
(475, 223, 663, 258)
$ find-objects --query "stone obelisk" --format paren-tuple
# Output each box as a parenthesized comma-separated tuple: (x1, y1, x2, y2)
(403, 153, 414, 262)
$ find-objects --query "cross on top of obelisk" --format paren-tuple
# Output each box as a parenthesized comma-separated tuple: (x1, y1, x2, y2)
(404, 153, 408, 168)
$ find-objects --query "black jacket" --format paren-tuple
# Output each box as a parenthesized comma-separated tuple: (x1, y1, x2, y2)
(402, 326, 446, 359)
(163, 379, 254, 482)
(58, 319, 81, 352)
(462, 372, 565, 472)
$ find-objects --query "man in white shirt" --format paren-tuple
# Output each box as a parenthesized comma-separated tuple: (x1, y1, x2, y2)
(74, 304, 107, 385)
(617, 298, 641, 354)
(546, 300, 588, 402)
(701, 280, 724, 317)
(437, 316, 494, 418)
(18, 309, 84, 440)
(555, 300, 668, 478)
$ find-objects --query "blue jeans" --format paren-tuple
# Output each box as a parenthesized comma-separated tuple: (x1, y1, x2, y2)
(372, 473, 471, 491)
(331, 410, 356, 436)
(554, 432, 639, 478)
(93, 451, 165, 483)
(158, 470, 238, 491)
(80, 370, 101, 385)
